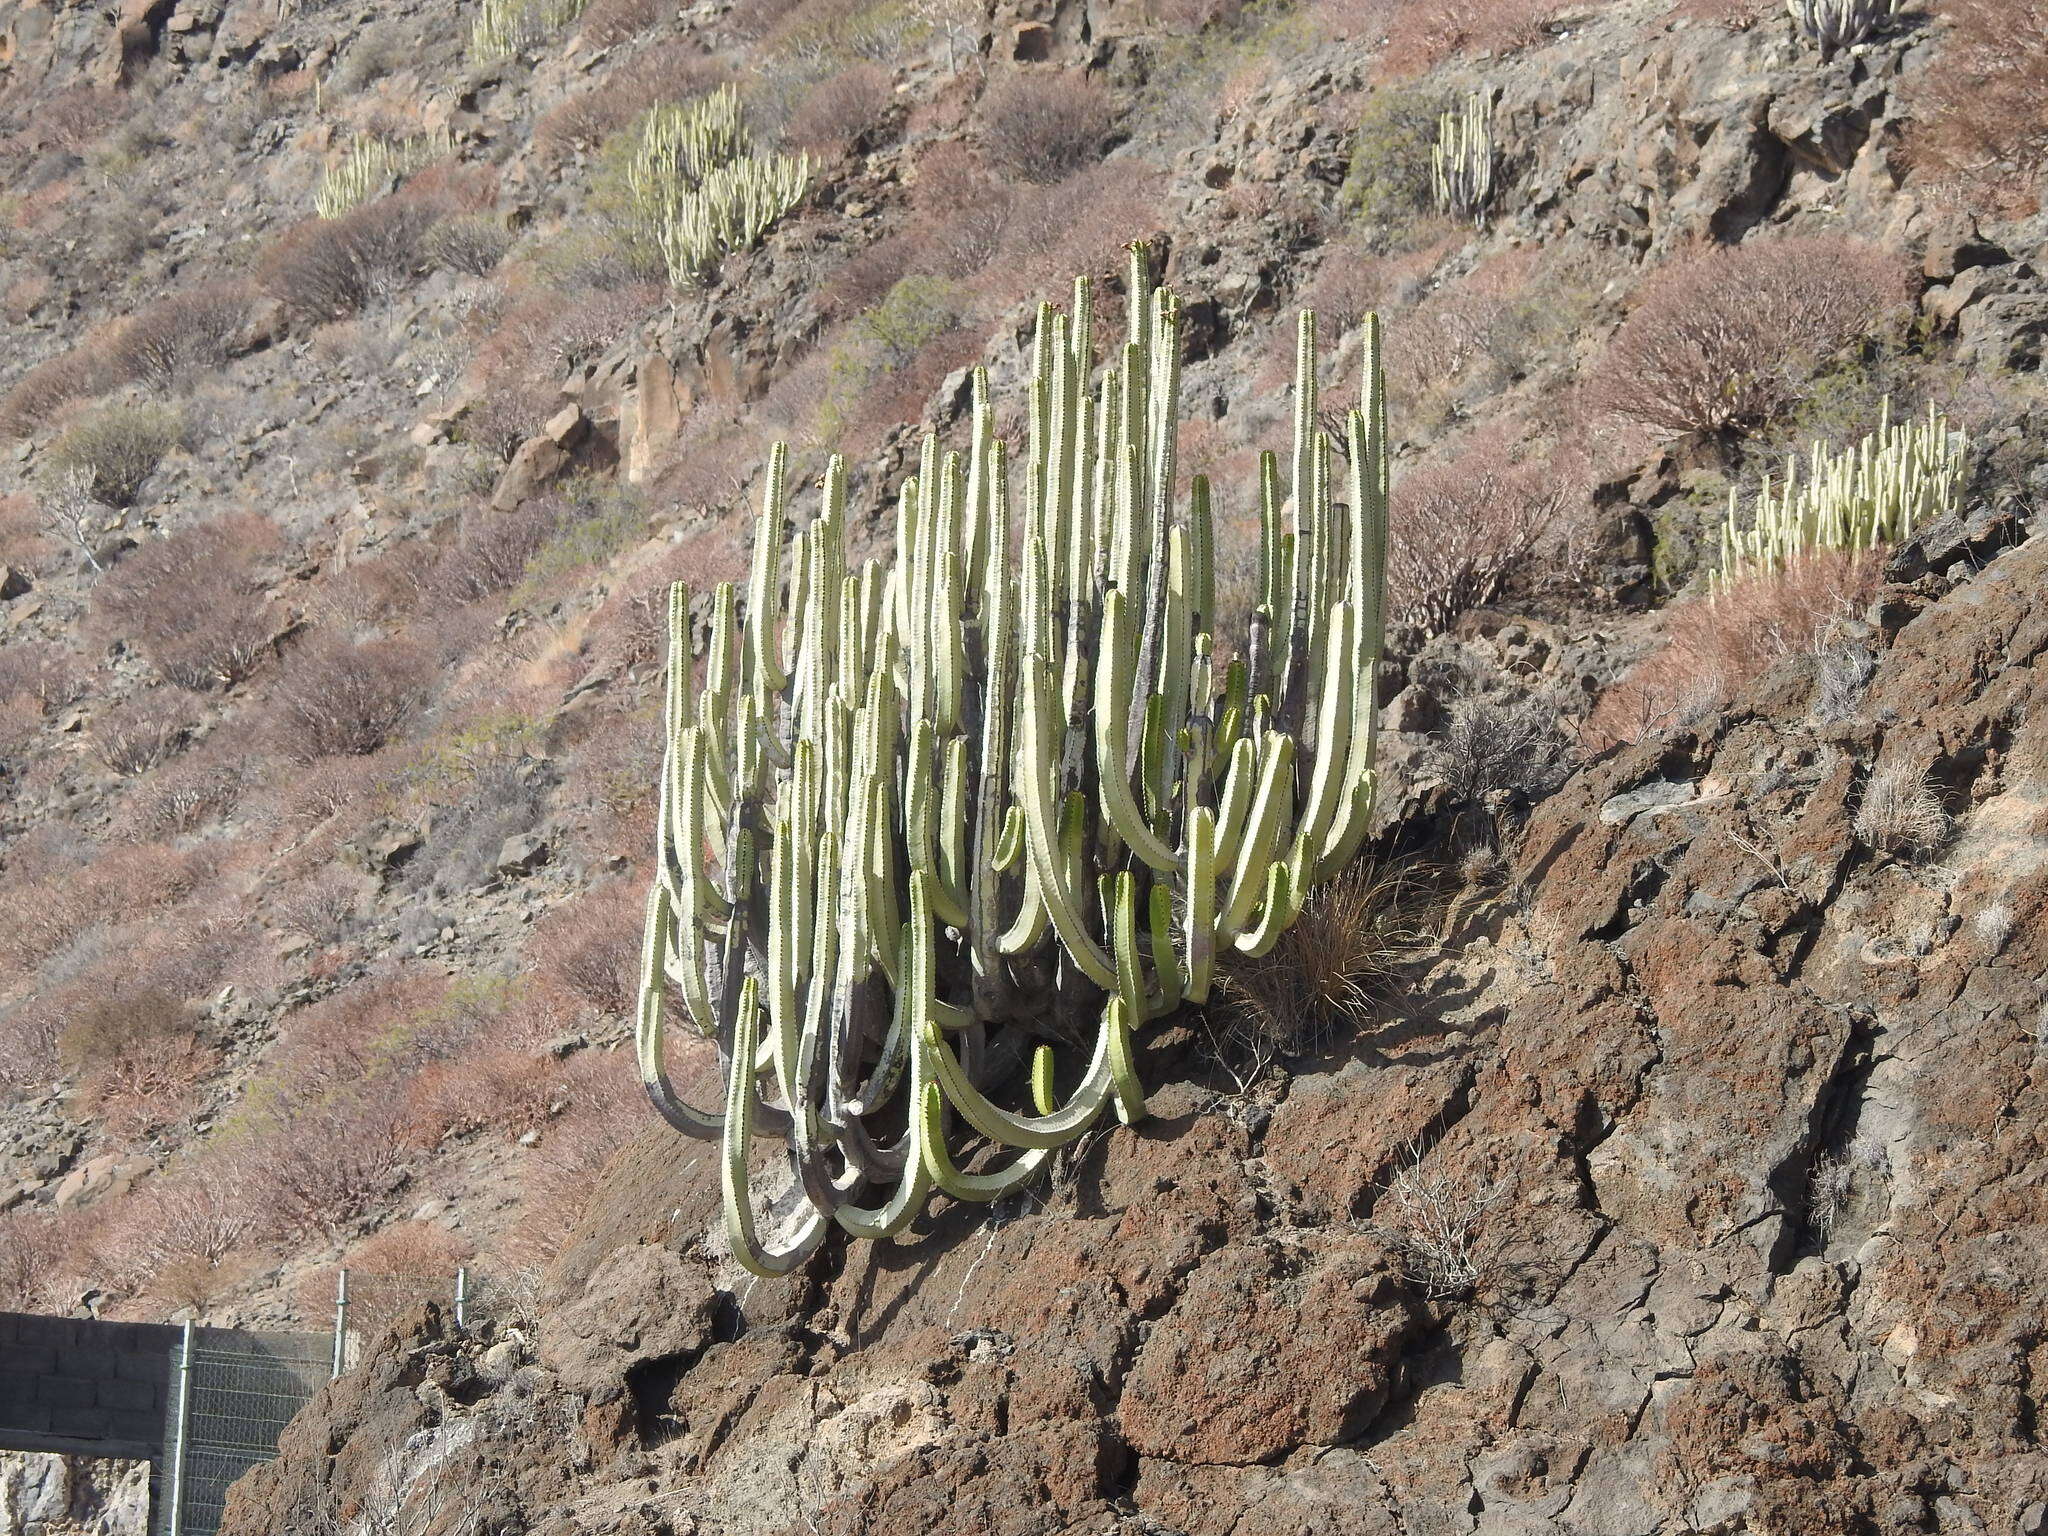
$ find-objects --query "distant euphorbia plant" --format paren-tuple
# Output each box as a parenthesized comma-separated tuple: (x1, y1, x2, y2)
(635, 247, 1392, 1275)
(1787, 0, 1899, 60)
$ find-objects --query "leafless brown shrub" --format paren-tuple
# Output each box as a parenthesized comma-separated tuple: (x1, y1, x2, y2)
(1585, 551, 1880, 750)
(0, 641, 86, 717)
(111, 282, 250, 390)
(0, 340, 121, 439)
(94, 514, 282, 689)
(979, 71, 1115, 184)
(239, 1088, 413, 1241)
(1584, 237, 1913, 439)
(0, 1209, 66, 1309)
(274, 868, 363, 946)
(259, 195, 443, 324)
(786, 63, 894, 156)
(82, 1032, 220, 1141)
(528, 881, 644, 1019)
(92, 692, 196, 775)
(576, 0, 663, 45)
(1388, 434, 1558, 635)
(1365, 0, 1576, 77)
(989, 161, 1165, 299)
(121, 743, 251, 839)
(271, 634, 431, 760)
(429, 499, 563, 604)
(425, 215, 513, 276)
(1909, 0, 2048, 213)
(1855, 764, 1950, 857)
(497, 1051, 649, 1274)
(538, 45, 728, 152)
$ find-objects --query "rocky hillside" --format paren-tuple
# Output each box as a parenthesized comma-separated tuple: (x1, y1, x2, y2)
(0, 0, 2044, 1527)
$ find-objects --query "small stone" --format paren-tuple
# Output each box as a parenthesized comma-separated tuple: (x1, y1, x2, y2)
(518, 1129, 542, 1147)
(497, 833, 550, 877)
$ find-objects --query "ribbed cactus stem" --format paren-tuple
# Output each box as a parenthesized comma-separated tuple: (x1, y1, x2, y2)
(637, 247, 1396, 1272)
(1431, 94, 1495, 228)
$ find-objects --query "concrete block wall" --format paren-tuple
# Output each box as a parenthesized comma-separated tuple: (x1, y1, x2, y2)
(0, 1312, 180, 1460)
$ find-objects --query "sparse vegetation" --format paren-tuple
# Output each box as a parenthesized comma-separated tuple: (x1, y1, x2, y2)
(47, 401, 184, 507)
(1585, 237, 1913, 439)
(978, 71, 1116, 184)
(1855, 763, 1949, 857)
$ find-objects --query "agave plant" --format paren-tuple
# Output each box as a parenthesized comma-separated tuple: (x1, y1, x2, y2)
(636, 245, 1392, 1275)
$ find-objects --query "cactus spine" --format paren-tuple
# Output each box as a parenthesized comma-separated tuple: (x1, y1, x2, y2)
(1431, 94, 1495, 228)
(637, 248, 1390, 1274)
(1710, 400, 1966, 596)
(1787, 0, 1898, 60)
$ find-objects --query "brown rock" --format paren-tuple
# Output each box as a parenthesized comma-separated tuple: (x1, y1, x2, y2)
(1120, 1235, 1416, 1465)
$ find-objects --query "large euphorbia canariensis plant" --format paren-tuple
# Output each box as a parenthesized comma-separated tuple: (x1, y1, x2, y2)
(635, 245, 1391, 1275)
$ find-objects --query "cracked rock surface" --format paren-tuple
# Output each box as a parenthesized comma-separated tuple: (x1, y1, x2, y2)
(222, 530, 2048, 1535)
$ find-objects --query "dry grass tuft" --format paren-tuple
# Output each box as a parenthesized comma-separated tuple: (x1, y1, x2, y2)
(1854, 764, 1949, 858)
(1208, 862, 1431, 1088)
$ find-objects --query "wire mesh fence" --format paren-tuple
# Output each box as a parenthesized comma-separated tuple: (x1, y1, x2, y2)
(155, 1329, 331, 1536)
(154, 1267, 514, 1536)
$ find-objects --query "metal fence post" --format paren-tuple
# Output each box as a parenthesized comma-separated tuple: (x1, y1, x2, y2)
(166, 1320, 194, 1536)
(330, 1269, 350, 1379)
(454, 1266, 469, 1331)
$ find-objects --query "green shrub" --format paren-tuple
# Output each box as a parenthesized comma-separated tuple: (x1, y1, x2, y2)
(48, 402, 183, 507)
(1342, 86, 1443, 248)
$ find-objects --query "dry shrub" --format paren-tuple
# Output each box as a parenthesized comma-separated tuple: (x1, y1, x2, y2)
(785, 63, 894, 156)
(979, 71, 1115, 185)
(24, 87, 130, 153)
(430, 498, 564, 604)
(0, 340, 122, 439)
(274, 867, 363, 946)
(529, 881, 644, 1018)
(469, 285, 662, 458)
(497, 1050, 649, 1274)
(91, 692, 197, 775)
(259, 195, 442, 325)
(0, 1209, 67, 1309)
(87, 1160, 255, 1308)
(559, 705, 663, 858)
(271, 633, 431, 760)
(94, 514, 281, 689)
(82, 1033, 220, 1140)
(1209, 862, 1427, 1088)
(0, 641, 85, 720)
(426, 215, 513, 277)
(1584, 236, 1913, 439)
(538, 45, 727, 153)
(1909, 0, 2048, 213)
(1855, 764, 1950, 857)
(403, 1048, 559, 1147)
(120, 743, 252, 840)
(1369, 0, 1578, 76)
(111, 282, 250, 390)
(1003, 162, 1164, 290)
(55, 983, 191, 1073)
(313, 543, 440, 630)
(576, 0, 662, 46)
(1388, 431, 1560, 635)
(1585, 551, 1878, 749)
